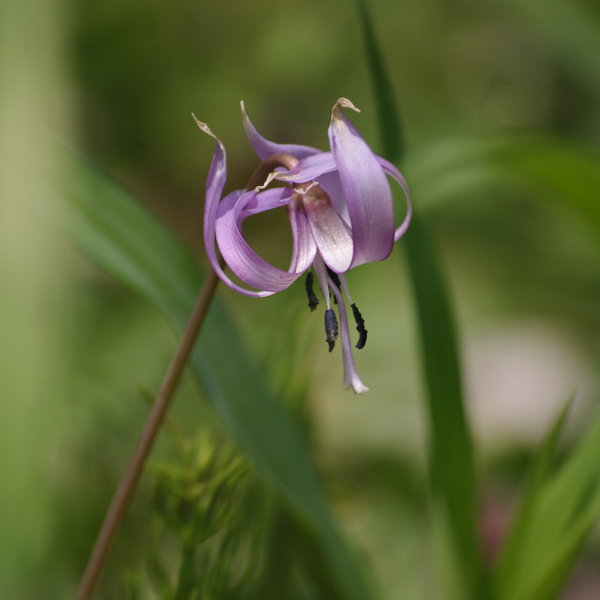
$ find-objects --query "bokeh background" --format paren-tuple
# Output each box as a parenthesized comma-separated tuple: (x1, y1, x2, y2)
(2, 0, 600, 598)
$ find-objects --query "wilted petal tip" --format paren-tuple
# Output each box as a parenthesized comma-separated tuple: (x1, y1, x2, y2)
(332, 98, 361, 117)
(345, 381, 370, 394)
(192, 114, 217, 140)
(241, 100, 252, 124)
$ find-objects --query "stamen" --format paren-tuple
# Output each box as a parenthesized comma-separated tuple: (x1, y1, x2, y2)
(326, 267, 340, 305)
(324, 308, 339, 352)
(304, 271, 319, 312)
(351, 303, 368, 349)
(337, 273, 353, 304)
(312, 255, 331, 310)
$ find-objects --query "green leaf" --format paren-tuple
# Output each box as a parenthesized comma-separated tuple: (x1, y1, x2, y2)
(403, 214, 482, 596)
(495, 410, 600, 600)
(357, 1, 483, 597)
(519, 489, 600, 600)
(58, 148, 373, 600)
(494, 397, 572, 599)
(405, 135, 600, 236)
(402, 133, 600, 600)
(357, 0, 403, 162)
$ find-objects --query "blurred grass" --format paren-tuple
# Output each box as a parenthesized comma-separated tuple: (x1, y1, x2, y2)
(3, 0, 600, 598)
(359, 3, 483, 597)
(0, 0, 71, 594)
(62, 144, 374, 600)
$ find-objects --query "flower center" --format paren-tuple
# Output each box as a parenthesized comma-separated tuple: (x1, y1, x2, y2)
(245, 152, 299, 191)
(244, 153, 367, 352)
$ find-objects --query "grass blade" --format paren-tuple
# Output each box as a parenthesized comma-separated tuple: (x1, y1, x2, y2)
(501, 411, 600, 600)
(494, 397, 572, 599)
(404, 135, 600, 233)
(403, 133, 600, 600)
(357, 0, 403, 162)
(357, 1, 483, 596)
(403, 215, 482, 596)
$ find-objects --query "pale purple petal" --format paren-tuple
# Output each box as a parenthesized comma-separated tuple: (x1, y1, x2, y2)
(241, 101, 322, 161)
(287, 197, 318, 274)
(376, 156, 413, 241)
(237, 187, 315, 274)
(268, 150, 352, 229)
(216, 189, 314, 293)
(239, 186, 295, 220)
(195, 117, 275, 297)
(301, 185, 353, 274)
(327, 274, 369, 393)
(273, 152, 337, 183)
(315, 171, 350, 228)
(328, 99, 394, 268)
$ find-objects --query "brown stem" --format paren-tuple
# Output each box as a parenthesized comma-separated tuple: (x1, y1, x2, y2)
(76, 268, 221, 600)
(245, 152, 299, 191)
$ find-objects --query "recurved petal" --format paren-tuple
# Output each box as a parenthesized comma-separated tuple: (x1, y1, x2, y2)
(239, 186, 295, 220)
(301, 185, 353, 274)
(273, 151, 337, 184)
(376, 156, 413, 241)
(216, 188, 312, 293)
(241, 101, 322, 161)
(287, 197, 318, 274)
(316, 171, 350, 228)
(195, 117, 272, 297)
(238, 187, 316, 274)
(328, 99, 395, 268)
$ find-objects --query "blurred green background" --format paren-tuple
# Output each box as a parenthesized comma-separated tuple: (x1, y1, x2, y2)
(2, 0, 600, 598)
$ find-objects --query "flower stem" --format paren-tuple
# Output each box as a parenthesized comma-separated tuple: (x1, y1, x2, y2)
(76, 268, 221, 600)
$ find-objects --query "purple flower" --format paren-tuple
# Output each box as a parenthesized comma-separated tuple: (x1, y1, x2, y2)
(195, 99, 412, 393)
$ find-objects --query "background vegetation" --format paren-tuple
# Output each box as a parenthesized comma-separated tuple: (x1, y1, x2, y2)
(2, 0, 600, 598)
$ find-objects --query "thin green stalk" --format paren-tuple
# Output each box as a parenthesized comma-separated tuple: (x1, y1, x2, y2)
(357, 0, 484, 596)
(76, 268, 221, 600)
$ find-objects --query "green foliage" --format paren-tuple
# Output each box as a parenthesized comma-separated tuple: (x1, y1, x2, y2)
(358, 1, 483, 597)
(360, 2, 600, 599)
(59, 147, 373, 600)
(402, 215, 483, 598)
(129, 423, 370, 600)
(494, 408, 600, 600)
(402, 131, 600, 598)
(48, 2, 600, 599)
(405, 135, 600, 236)
(494, 398, 573, 598)
(147, 433, 257, 600)
(357, 0, 404, 162)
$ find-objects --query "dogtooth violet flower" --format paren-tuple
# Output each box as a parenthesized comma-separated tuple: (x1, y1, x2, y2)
(194, 98, 412, 393)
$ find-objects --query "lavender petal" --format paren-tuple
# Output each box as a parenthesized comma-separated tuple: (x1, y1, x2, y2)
(241, 101, 322, 161)
(328, 99, 395, 268)
(273, 152, 337, 183)
(301, 185, 354, 274)
(195, 117, 275, 297)
(216, 188, 315, 293)
(287, 196, 318, 273)
(376, 156, 413, 241)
